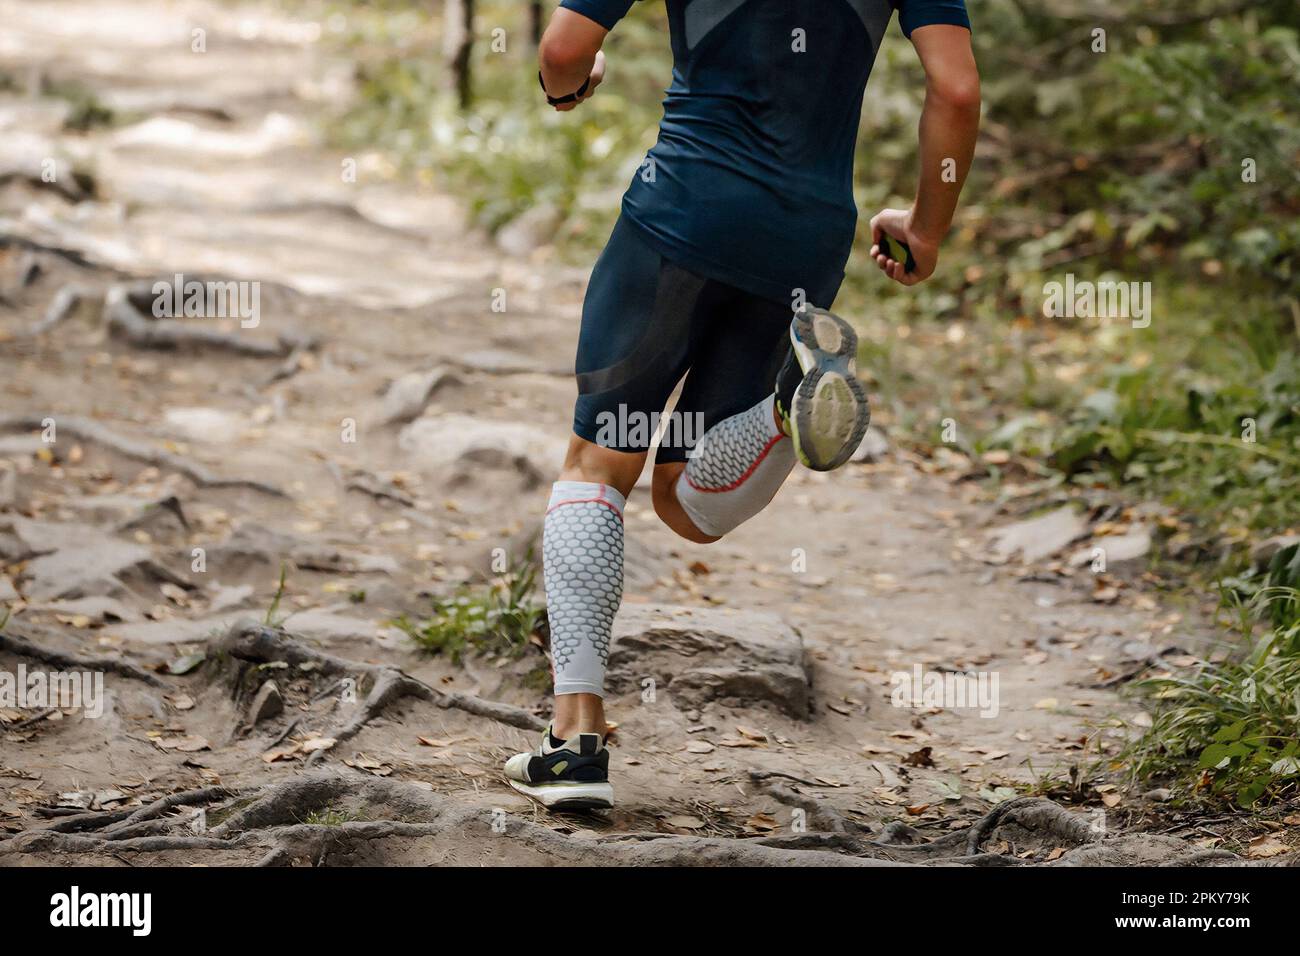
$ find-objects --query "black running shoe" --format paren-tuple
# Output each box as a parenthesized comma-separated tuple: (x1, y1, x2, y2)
(503, 726, 613, 810)
(774, 307, 871, 471)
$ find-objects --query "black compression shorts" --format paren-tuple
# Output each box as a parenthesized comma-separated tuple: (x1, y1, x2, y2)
(572, 216, 800, 464)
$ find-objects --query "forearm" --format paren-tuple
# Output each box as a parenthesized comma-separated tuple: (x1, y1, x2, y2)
(911, 87, 980, 242)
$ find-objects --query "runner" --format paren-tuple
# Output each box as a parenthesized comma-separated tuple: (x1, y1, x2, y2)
(505, 0, 980, 810)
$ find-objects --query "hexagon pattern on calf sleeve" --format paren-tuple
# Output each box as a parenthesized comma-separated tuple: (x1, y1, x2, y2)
(685, 393, 782, 490)
(544, 481, 624, 697)
(677, 394, 795, 538)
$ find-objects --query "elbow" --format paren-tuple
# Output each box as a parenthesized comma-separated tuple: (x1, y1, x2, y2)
(929, 75, 981, 113)
(539, 35, 594, 74)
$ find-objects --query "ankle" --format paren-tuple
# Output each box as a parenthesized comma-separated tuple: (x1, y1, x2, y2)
(553, 691, 606, 740)
(552, 720, 604, 740)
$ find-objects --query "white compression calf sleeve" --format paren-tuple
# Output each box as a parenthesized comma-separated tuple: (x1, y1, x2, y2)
(543, 481, 625, 697)
(675, 394, 795, 538)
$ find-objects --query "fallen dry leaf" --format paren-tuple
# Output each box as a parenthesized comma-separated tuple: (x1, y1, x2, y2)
(346, 754, 389, 771)
(665, 814, 705, 830)
(1245, 835, 1290, 859)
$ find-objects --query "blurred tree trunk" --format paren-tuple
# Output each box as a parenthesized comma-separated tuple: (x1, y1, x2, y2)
(529, 1, 544, 46)
(443, 0, 474, 109)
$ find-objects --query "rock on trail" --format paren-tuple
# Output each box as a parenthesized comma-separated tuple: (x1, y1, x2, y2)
(607, 604, 811, 719)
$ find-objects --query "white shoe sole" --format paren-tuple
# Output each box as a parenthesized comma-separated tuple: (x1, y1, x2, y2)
(508, 778, 614, 811)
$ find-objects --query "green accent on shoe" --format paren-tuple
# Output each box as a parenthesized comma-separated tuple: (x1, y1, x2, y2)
(785, 308, 870, 471)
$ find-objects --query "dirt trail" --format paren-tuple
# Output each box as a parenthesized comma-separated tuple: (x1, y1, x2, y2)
(0, 0, 1236, 866)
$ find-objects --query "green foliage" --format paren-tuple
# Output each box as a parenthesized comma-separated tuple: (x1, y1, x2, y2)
(982, 329, 1300, 535)
(264, 563, 289, 627)
(1121, 567, 1300, 807)
(1109, 17, 1300, 289)
(396, 550, 544, 663)
(1263, 544, 1300, 629)
(45, 78, 116, 131)
(303, 807, 363, 826)
(329, 0, 664, 239)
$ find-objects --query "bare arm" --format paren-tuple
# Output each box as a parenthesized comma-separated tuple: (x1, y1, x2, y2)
(869, 24, 981, 285)
(539, 9, 609, 112)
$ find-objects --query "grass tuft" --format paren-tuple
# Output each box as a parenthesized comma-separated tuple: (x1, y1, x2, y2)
(396, 549, 545, 664)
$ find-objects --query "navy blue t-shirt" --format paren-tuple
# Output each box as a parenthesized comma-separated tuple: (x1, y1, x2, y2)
(558, 0, 970, 307)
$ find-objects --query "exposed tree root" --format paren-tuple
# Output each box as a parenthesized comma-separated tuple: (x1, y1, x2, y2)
(326, 667, 435, 748)
(965, 796, 1097, 854)
(260, 345, 310, 387)
(740, 793, 1274, 867)
(747, 769, 839, 789)
(33, 806, 138, 833)
(15, 251, 43, 288)
(10, 829, 245, 855)
(0, 236, 95, 270)
(748, 772, 860, 834)
(428, 686, 546, 731)
(0, 621, 166, 687)
(12, 787, 246, 845)
(103, 283, 305, 357)
(215, 622, 546, 738)
(254, 845, 292, 867)
(216, 622, 361, 676)
(344, 470, 415, 507)
(264, 716, 304, 751)
(0, 168, 91, 203)
(9, 707, 58, 730)
(103, 786, 244, 834)
(0, 414, 288, 498)
(4, 786, 245, 855)
(29, 284, 90, 335)
(3, 768, 1279, 867)
(209, 771, 905, 866)
(207, 770, 354, 836)
(115, 494, 191, 534)
(23, 281, 313, 357)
